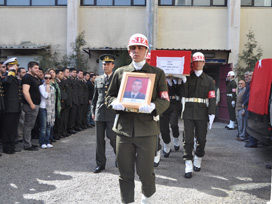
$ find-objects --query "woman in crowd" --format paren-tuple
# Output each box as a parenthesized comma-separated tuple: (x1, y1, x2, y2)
(39, 72, 55, 149)
(47, 68, 61, 140)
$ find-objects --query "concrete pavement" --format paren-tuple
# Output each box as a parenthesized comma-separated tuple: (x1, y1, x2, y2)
(0, 121, 271, 204)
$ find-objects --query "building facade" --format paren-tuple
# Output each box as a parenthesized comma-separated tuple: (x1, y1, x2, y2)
(1, 0, 272, 120)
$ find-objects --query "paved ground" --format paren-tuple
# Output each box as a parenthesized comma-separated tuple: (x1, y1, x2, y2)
(0, 121, 271, 204)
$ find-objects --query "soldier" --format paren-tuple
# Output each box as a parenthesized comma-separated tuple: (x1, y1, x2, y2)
(62, 68, 73, 136)
(91, 54, 117, 173)
(160, 77, 182, 158)
(82, 72, 91, 129)
(106, 34, 169, 204)
(55, 69, 68, 138)
(225, 71, 237, 130)
(67, 68, 80, 134)
(181, 52, 216, 179)
(74, 70, 85, 131)
(0, 71, 4, 156)
(1, 57, 22, 154)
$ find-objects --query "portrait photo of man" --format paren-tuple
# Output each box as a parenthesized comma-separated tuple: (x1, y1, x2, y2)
(123, 78, 146, 102)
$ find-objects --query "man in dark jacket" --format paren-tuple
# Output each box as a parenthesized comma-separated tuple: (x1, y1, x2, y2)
(1, 57, 22, 154)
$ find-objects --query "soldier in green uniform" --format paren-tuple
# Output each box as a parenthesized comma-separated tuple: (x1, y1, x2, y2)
(225, 71, 237, 130)
(91, 54, 116, 173)
(181, 52, 216, 179)
(106, 34, 169, 204)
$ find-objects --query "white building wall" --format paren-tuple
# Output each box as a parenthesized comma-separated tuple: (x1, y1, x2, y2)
(240, 7, 272, 60)
(156, 7, 228, 49)
(79, 7, 146, 48)
(0, 7, 67, 56)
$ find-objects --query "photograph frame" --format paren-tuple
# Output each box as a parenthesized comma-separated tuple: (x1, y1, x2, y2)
(117, 72, 156, 110)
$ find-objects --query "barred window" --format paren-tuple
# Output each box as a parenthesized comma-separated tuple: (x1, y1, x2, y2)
(2, 0, 67, 6)
(241, 0, 272, 6)
(81, 0, 146, 6)
(159, 0, 227, 6)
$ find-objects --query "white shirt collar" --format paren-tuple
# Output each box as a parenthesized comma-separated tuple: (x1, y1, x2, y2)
(194, 70, 203, 77)
(132, 60, 146, 70)
(104, 73, 112, 78)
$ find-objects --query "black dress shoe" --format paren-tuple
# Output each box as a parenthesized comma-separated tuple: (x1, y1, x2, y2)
(74, 128, 83, 131)
(93, 166, 105, 173)
(174, 145, 180, 151)
(24, 146, 39, 151)
(193, 166, 201, 172)
(154, 161, 160, 168)
(0, 152, 2, 156)
(185, 172, 192, 179)
(50, 139, 57, 143)
(32, 144, 39, 148)
(227, 127, 235, 130)
(163, 150, 171, 158)
(3, 149, 15, 154)
(53, 137, 60, 140)
(14, 148, 21, 152)
(245, 143, 257, 148)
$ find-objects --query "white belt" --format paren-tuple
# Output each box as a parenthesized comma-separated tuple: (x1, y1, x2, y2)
(227, 94, 232, 96)
(185, 98, 207, 103)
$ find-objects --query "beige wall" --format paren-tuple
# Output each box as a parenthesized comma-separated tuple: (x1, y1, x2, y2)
(156, 7, 228, 49)
(0, 7, 67, 55)
(79, 7, 146, 48)
(240, 8, 272, 59)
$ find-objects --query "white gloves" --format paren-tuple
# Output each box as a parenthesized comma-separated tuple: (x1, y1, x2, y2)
(139, 103, 155, 113)
(111, 100, 125, 111)
(231, 101, 235, 107)
(180, 75, 187, 83)
(208, 114, 215, 130)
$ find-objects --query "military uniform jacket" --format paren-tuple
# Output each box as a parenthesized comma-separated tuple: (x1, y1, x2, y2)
(82, 79, 89, 105)
(226, 80, 237, 103)
(63, 77, 73, 107)
(182, 72, 216, 120)
(91, 75, 116, 122)
(106, 63, 170, 137)
(0, 78, 5, 111)
(77, 78, 84, 105)
(2, 75, 22, 113)
(70, 77, 79, 105)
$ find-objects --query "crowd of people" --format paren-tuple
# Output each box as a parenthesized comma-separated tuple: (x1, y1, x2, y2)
(225, 70, 257, 147)
(0, 58, 98, 155)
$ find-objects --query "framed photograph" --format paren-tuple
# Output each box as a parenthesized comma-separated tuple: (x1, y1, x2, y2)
(117, 72, 156, 110)
(150, 50, 191, 78)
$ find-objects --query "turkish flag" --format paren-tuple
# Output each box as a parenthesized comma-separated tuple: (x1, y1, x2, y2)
(248, 59, 272, 115)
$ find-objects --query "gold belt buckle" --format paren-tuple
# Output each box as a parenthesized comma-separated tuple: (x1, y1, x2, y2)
(193, 98, 197, 102)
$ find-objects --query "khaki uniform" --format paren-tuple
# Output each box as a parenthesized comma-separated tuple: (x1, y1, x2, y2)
(182, 71, 216, 160)
(106, 62, 169, 203)
(91, 75, 116, 167)
(226, 80, 237, 121)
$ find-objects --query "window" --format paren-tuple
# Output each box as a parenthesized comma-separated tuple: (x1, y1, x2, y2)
(241, 0, 272, 6)
(81, 0, 146, 6)
(159, 0, 227, 6)
(2, 0, 67, 6)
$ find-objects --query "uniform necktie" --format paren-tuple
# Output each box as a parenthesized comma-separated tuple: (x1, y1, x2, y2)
(105, 75, 109, 84)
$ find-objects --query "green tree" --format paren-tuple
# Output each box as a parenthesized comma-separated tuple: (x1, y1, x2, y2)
(69, 31, 89, 71)
(236, 29, 263, 80)
(36, 32, 89, 71)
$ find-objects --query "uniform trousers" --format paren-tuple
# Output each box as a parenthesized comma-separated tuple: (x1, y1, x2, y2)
(160, 101, 180, 144)
(1, 112, 20, 152)
(227, 98, 236, 121)
(95, 121, 116, 167)
(117, 135, 157, 203)
(67, 104, 78, 131)
(183, 119, 207, 160)
(82, 103, 89, 127)
(63, 106, 71, 134)
(75, 104, 84, 129)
